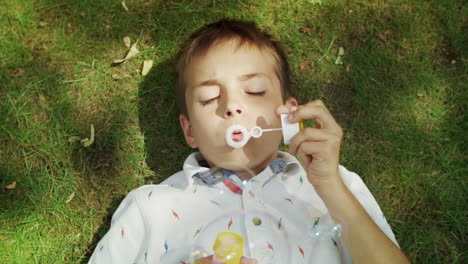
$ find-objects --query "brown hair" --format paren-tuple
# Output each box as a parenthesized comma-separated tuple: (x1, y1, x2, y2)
(175, 19, 292, 117)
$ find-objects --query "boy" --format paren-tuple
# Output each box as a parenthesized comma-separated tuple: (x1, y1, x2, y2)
(89, 19, 409, 263)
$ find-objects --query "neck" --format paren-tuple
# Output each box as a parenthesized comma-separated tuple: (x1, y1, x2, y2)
(234, 152, 278, 180)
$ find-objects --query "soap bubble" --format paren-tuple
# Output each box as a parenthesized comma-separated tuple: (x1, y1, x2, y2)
(185, 162, 343, 263)
(188, 209, 292, 264)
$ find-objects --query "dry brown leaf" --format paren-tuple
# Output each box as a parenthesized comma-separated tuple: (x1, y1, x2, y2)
(335, 47, 345, 65)
(142, 60, 154, 76)
(68, 136, 81, 143)
(377, 29, 392, 42)
(112, 73, 130, 80)
(122, 1, 129, 11)
(123, 36, 131, 48)
(298, 25, 314, 34)
(5, 181, 16, 190)
(299, 62, 307, 70)
(346, 64, 352, 72)
(7, 68, 25, 77)
(112, 41, 139, 65)
(65, 192, 75, 203)
(81, 124, 95, 147)
(39, 94, 46, 103)
(338, 47, 345, 56)
(334, 56, 343, 65)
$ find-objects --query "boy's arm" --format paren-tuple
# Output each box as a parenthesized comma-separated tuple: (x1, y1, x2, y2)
(88, 190, 146, 264)
(284, 99, 410, 264)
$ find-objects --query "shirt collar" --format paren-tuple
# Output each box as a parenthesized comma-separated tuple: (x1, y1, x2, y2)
(182, 151, 301, 187)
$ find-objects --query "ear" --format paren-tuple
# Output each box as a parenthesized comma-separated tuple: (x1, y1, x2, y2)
(285, 97, 298, 108)
(276, 97, 299, 116)
(179, 114, 198, 149)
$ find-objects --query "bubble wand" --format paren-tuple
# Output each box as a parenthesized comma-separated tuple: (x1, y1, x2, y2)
(226, 114, 304, 148)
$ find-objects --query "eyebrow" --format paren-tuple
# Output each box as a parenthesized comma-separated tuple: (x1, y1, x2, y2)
(195, 72, 269, 89)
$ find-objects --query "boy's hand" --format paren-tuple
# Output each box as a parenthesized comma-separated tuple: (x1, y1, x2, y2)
(278, 99, 343, 188)
(194, 255, 258, 264)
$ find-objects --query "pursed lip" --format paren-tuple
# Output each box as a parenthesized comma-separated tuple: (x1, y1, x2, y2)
(231, 130, 244, 142)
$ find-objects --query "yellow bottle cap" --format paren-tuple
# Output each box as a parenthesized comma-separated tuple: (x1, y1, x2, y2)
(212, 231, 244, 264)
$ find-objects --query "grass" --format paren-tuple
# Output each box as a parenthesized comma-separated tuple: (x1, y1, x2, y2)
(0, 0, 466, 263)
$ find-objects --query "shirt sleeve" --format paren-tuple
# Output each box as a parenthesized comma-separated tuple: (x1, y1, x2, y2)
(88, 190, 147, 264)
(338, 165, 400, 247)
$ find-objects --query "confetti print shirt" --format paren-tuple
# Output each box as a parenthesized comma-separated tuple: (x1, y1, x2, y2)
(88, 151, 398, 264)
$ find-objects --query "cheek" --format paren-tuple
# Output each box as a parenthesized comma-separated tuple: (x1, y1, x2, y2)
(191, 118, 219, 140)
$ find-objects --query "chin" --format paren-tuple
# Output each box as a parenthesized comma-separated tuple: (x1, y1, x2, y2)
(213, 148, 277, 172)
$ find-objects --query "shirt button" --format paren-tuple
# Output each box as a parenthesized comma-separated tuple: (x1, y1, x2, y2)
(213, 170, 223, 179)
(252, 217, 262, 226)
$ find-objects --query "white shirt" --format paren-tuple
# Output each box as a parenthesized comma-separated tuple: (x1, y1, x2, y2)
(88, 151, 398, 264)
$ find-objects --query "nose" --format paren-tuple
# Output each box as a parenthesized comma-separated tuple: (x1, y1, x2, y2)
(223, 94, 244, 118)
(224, 104, 243, 118)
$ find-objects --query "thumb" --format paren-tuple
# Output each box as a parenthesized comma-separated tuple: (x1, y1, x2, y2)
(240, 256, 258, 264)
(275, 104, 290, 116)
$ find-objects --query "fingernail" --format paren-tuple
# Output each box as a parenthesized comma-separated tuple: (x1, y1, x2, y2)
(290, 106, 298, 112)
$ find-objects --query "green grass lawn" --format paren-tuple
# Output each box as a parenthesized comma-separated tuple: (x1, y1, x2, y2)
(1, 0, 466, 263)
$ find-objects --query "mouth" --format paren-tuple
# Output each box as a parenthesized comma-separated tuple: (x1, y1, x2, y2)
(231, 130, 244, 142)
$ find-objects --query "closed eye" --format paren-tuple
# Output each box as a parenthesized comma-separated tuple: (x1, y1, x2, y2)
(200, 96, 219, 106)
(246, 91, 266, 96)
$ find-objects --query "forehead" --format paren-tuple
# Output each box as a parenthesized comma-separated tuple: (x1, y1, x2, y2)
(184, 39, 278, 88)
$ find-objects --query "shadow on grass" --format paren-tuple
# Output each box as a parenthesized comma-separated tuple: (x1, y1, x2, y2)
(9, 0, 465, 263)
(137, 58, 192, 184)
(79, 194, 126, 263)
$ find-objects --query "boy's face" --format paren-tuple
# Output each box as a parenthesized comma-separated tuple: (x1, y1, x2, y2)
(180, 39, 292, 175)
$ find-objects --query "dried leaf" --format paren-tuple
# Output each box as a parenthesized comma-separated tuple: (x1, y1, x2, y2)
(346, 64, 352, 72)
(123, 36, 131, 48)
(142, 60, 154, 76)
(66, 192, 75, 203)
(298, 25, 314, 34)
(112, 42, 139, 65)
(122, 1, 129, 11)
(5, 181, 16, 190)
(81, 124, 95, 147)
(68, 136, 81, 143)
(299, 62, 307, 70)
(334, 56, 343, 65)
(377, 29, 392, 42)
(338, 47, 345, 56)
(112, 73, 130, 80)
(7, 68, 25, 77)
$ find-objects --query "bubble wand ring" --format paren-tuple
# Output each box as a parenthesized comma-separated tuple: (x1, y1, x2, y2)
(225, 114, 304, 148)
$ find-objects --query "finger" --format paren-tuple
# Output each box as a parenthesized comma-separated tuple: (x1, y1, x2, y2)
(275, 104, 298, 116)
(275, 104, 289, 115)
(241, 257, 259, 264)
(193, 255, 212, 264)
(289, 127, 335, 156)
(296, 145, 313, 166)
(296, 141, 330, 168)
(306, 99, 332, 114)
(288, 104, 336, 130)
(289, 101, 342, 134)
